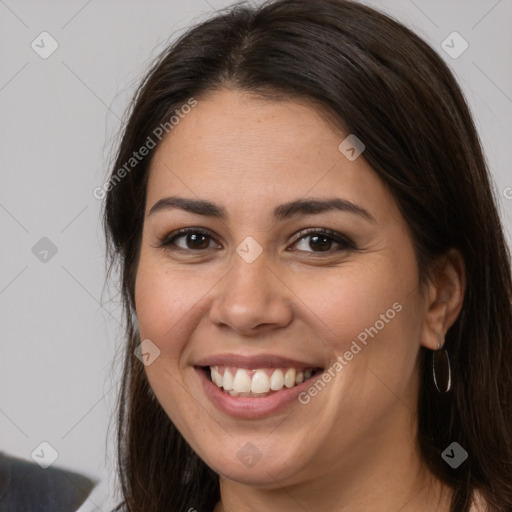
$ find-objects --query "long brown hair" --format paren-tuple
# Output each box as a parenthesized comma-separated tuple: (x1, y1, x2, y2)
(102, 1, 512, 510)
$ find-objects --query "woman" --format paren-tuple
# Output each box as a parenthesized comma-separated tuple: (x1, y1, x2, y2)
(102, 0, 512, 510)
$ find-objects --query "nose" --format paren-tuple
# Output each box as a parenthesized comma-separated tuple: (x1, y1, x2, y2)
(208, 249, 293, 336)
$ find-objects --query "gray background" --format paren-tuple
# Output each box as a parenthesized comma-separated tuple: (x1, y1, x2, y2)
(1, 0, 511, 500)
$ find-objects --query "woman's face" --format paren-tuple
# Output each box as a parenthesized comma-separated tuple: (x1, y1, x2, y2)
(135, 88, 428, 486)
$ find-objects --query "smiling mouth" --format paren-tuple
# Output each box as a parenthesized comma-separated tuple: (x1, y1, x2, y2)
(199, 365, 324, 397)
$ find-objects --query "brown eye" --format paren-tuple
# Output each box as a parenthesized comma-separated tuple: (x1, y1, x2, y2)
(182, 232, 211, 250)
(289, 229, 355, 254)
(159, 228, 220, 251)
(307, 234, 333, 252)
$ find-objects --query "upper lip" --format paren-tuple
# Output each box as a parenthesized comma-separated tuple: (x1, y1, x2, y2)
(194, 353, 324, 370)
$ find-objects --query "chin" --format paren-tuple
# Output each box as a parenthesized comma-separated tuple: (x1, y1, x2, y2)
(203, 447, 306, 488)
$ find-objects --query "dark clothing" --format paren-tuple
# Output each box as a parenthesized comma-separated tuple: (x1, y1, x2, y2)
(0, 451, 96, 512)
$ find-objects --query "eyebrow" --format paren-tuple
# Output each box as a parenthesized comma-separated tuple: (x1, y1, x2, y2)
(148, 195, 376, 223)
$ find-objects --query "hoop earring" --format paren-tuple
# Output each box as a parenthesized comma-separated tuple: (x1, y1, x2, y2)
(432, 341, 452, 393)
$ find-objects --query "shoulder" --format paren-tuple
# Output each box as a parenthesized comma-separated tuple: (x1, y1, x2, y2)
(0, 451, 96, 512)
(74, 474, 122, 512)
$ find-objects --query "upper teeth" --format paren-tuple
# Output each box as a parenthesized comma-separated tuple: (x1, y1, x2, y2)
(210, 366, 314, 394)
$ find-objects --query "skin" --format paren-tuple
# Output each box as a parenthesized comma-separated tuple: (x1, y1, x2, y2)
(134, 88, 466, 511)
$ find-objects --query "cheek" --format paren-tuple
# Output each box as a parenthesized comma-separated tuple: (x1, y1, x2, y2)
(295, 259, 414, 347)
(135, 270, 179, 341)
(134, 251, 201, 344)
(290, 252, 422, 408)
(134, 254, 207, 430)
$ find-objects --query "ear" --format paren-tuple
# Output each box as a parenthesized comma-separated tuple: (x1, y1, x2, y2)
(419, 249, 466, 350)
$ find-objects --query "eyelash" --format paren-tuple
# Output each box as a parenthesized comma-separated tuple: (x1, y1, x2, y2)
(157, 227, 356, 255)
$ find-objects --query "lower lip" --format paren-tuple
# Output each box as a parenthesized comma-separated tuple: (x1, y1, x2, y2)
(195, 367, 321, 419)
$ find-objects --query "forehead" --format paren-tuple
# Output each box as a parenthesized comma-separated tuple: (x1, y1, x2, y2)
(145, 89, 396, 222)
